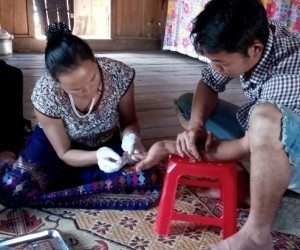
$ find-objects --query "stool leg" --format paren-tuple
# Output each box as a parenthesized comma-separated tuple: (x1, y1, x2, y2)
(155, 170, 179, 236)
(221, 172, 237, 239)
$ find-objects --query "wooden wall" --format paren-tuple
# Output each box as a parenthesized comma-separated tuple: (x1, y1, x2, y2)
(0, 0, 167, 52)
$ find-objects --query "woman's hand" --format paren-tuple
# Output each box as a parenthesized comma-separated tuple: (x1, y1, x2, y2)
(121, 132, 145, 154)
(97, 147, 123, 173)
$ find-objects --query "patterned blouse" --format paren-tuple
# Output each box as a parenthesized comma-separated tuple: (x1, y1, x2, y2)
(31, 57, 135, 147)
(201, 21, 300, 129)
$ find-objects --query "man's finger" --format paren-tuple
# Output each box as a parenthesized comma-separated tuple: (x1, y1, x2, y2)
(187, 145, 200, 161)
(135, 160, 150, 172)
(176, 139, 184, 157)
(205, 131, 213, 151)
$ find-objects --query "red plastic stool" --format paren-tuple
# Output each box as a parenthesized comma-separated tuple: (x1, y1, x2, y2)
(155, 155, 237, 239)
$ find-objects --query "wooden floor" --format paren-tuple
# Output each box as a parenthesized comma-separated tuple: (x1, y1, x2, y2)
(5, 51, 246, 149)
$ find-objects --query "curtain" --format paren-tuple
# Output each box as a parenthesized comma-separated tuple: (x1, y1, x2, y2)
(162, 0, 210, 62)
(264, 0, 300, 38)
(163, 0, 300, 62)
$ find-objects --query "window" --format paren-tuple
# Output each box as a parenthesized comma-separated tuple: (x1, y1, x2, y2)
(33, 0, 111, 39)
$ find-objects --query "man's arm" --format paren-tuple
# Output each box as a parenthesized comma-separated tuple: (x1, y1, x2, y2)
(177, 79, 219, 160)
(189, 79, 219, 129)
(135, 133, 250, 172)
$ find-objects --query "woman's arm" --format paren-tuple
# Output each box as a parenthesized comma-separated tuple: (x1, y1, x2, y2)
(34, 109, 97, 167)
(118, 82, 140, 137)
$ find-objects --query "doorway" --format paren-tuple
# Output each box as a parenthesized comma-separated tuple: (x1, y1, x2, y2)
(33, 0, 111, 39)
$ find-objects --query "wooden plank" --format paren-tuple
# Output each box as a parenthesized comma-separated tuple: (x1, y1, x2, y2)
(141, 0, 159, 38)
(90, 0, 109, 37)
(141, 125, 183, 139)
(0, 0, 14, 32)
(12, 37, 161, 52)
(3, 0, 165, 50)
(140, 0, 166, 39)
(73, 0, 90, 35)
(115, 0, 122, 36)
(158, 0, 168, 42)
(26, 0, 35, 36)
(115, 0, 142, 37)
(13, 0, 28, 35)
(138, 113, 180, 129)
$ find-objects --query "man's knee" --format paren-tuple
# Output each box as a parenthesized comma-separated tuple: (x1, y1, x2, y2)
(249, 103, 282, 130)
(249, 103, 283, 147)
(175, 93, 193, 120)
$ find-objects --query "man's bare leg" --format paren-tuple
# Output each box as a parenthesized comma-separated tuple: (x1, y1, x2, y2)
(195, 165, 250, 207)
(206, 103, 290, 250)
(176, 106, 250, 206)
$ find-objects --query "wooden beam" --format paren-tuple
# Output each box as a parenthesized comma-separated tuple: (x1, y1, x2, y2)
(13, 0, 28, 35)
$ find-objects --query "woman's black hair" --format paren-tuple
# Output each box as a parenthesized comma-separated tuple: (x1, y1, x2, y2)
(190, 0, 269, 56)
(45, 22, 95, 78)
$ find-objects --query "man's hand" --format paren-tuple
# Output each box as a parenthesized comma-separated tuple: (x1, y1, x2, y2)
(132, 131, 220, 173)
(176, 128, 218, 161)
(176, 127, 206, 160)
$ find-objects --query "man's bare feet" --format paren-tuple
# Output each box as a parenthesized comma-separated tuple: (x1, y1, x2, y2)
(204, 223, 273, 250)
(194, 164, 250, 207)
(196, 187, 220, 198)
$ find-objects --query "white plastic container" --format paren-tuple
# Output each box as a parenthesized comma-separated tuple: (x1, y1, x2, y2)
(0, 29, 14, 56)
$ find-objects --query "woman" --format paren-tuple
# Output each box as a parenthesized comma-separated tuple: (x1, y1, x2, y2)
(0, 22, 162, 209)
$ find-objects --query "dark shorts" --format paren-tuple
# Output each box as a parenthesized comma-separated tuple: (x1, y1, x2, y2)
(175, 93, 245, 139)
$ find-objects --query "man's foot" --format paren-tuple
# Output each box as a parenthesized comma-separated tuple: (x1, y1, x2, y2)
(196, 187, 220, 198)
(205, 224, 273, 250)
(194, 163, 250, 208)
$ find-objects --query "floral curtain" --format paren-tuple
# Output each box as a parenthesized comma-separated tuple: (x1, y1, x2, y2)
(162, 0, 210, 62)
(265, 0, 300, 37)
(163, 0, 300, 62)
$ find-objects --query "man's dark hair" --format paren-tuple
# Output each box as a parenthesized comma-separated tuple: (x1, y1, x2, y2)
(191, 0, 269, 56)
(44, 22, 95, 79)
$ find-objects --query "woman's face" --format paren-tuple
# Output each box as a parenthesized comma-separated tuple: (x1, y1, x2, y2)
(58, 59, 101, 100)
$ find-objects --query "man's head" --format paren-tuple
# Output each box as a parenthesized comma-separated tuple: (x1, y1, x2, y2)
(191, 0, 269, 77)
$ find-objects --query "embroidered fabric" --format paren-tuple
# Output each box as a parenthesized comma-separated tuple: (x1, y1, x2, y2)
(0, 155, 163, 209)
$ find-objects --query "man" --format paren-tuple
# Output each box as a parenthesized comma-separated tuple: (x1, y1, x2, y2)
(134, 0, 300, 249)
(0, 60, 31, 154)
